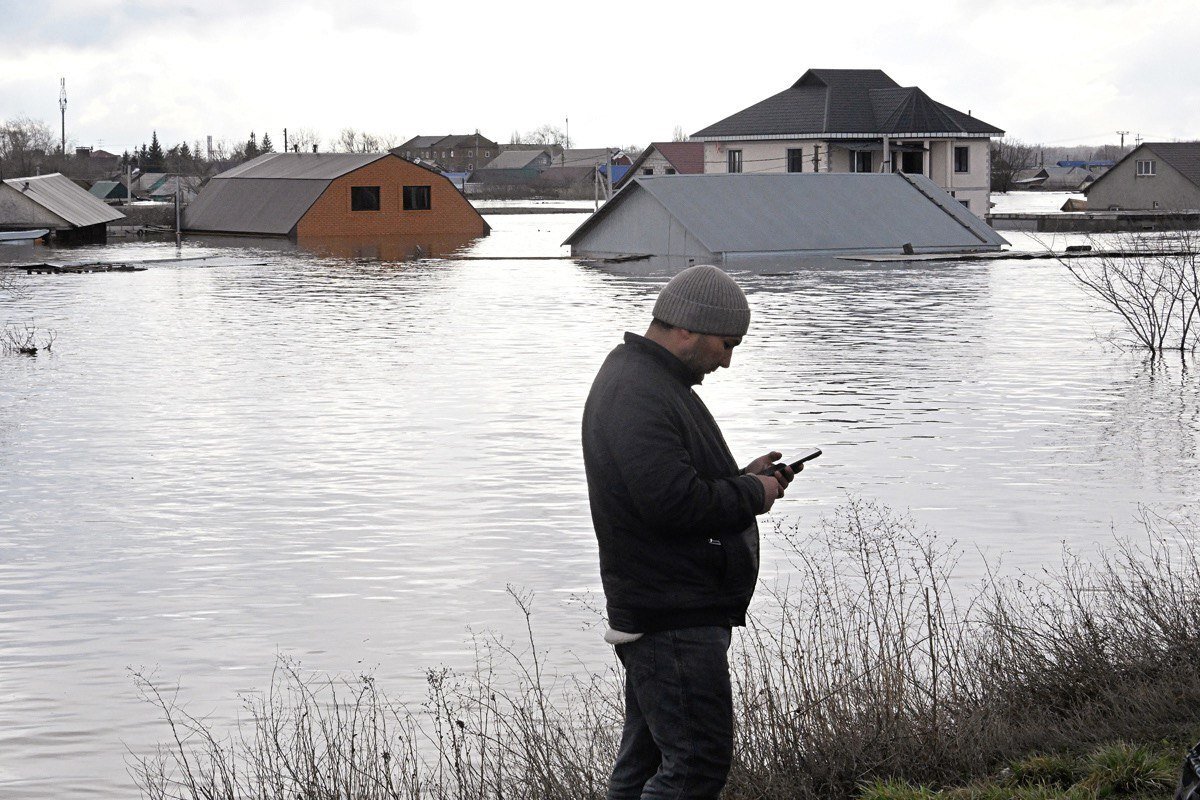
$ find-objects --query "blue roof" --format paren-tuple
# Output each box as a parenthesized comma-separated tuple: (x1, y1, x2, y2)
(599, 164, 630, 182)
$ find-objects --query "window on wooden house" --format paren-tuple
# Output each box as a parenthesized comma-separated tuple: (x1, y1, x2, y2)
(954, 146, 970, 173)
(727, 149, 743, 173)
(787, 148, 804, 172)
(643, 167, 654, 175)
(351, 185, 381, 211)
(403, 185, 432, 210)
(1136, 159, 1156, 176)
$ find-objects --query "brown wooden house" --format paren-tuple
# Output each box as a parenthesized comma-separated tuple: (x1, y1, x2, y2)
(184, 152, 489, 239)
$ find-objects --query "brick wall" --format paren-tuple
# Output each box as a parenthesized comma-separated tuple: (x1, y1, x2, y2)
(295, 156, 488, 237)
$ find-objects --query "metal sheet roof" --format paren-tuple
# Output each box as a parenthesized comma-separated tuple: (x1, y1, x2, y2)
(183, 177, 328, 235)
(1, 173, 125, 227)
(216, 152, 387, 180)
(565, 173, 1006, 254)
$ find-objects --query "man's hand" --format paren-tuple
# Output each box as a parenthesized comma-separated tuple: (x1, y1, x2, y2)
(754, 474, 784, 512)
(744, 451, 798, 487)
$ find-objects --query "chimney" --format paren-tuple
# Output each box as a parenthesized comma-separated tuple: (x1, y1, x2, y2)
(312, 144, 318, 153)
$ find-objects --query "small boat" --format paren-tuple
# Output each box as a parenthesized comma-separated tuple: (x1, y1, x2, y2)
(0, 229, 50, 244)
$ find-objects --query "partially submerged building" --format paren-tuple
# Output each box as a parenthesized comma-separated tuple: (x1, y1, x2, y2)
(0, 173, 125, 242)
(616, 142, 705, 190)
(1085, 142, 1200, 211)
(184, 152, 489, 240)
(563, 173, 1006, 267)
(691, 68, 1003, 215)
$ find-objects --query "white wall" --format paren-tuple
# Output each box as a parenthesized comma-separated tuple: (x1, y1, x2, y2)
(702, 137, 994, 215)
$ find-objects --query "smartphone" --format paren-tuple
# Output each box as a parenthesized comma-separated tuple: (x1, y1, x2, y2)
(762, 447, 822, 477)
(787, 447, 822, 470)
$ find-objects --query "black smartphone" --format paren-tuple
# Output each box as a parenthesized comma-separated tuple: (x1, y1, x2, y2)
(761, 447, 822, 476)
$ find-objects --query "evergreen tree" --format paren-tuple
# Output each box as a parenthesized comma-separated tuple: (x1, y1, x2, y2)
(138, 143, 149, 167)
(245, 132, 259, 160)
(179, 141, 192, 161)
(260, 132, 274, 153)
(147, 131, 165, 170)
(121, 150, 131, 167)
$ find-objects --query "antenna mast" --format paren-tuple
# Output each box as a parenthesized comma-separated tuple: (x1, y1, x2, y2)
(59, 78, 68, 155)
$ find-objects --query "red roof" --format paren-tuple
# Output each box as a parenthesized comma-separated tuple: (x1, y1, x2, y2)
(650, 141, 705, 174)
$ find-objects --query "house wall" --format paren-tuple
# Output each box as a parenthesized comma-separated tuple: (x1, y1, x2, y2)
(1087, 151, 1200, 211)
(0, 184, 69, 229)
(295, 157, 488, 237)
(571, 189, 713, 261)
(702, 137, 993, 215)
(636, 150, 676, 176)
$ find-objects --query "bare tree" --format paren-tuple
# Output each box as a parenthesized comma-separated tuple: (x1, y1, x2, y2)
(0, 116, 56, 177)
(332, 128, 394, 153)
(1061, 228, 1200, 357)
(990, 137, 1038, 193)
(672, 125, 687, 142)
(288, 128, 322, 152)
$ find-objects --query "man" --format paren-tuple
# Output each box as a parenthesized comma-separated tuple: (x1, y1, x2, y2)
(582, 264, 796, 800)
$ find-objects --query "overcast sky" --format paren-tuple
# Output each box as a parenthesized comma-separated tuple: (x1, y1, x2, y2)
(1, 0, 1196, 155)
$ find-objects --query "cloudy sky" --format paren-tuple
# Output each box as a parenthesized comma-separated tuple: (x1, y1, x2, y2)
(1, 0, 1197, 155)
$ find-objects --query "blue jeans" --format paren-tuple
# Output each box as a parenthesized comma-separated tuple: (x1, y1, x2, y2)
(608, 626, 734, 800)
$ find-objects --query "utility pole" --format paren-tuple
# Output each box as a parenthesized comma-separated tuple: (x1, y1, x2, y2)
(283, 127, 288, 153)
(1117, 130, 1129, 149)
(1135, 133, 1143, 147)
(58, 78, 67, 155)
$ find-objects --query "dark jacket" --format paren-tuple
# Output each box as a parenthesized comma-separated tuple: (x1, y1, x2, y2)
(582, 332, 765, 633)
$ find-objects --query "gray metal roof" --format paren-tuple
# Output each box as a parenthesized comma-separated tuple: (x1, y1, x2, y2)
(1, 173, 125, 227)
(564, 172, 1006, 254)
(183, 177, 328, 235)
(482, 149, 551, 169)
(216, 152, 387, 180)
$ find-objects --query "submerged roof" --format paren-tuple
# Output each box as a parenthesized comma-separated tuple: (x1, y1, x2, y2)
(565, 172, 1006, 255)
(693, 68, 1003, 139)
(2, 173, 125, 227)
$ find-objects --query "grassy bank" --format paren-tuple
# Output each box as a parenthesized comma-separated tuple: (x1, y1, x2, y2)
(131, 500, 1200, 799)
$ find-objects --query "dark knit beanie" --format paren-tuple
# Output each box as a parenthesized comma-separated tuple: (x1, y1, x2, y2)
(652, 265, 750, 336)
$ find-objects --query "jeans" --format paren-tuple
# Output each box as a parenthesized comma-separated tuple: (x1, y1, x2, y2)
(608, 626, 734, 800)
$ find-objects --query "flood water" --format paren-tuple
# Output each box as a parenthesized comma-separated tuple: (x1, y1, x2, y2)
(1, 211, 1198, 797)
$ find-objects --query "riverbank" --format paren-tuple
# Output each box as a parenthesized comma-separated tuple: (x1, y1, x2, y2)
(131, 501, 1200, 800)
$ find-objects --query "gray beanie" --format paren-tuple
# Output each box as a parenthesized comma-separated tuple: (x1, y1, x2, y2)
(652, 265, 750, 336)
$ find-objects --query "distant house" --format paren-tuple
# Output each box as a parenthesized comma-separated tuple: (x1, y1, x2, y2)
(89, 179, 133, 202)
(183, 152, 489, 240)
(0, 173, 125, 243)
(616, 142, 705, 190)
(690, 68, 1003, 215)
(132, 171, 169, 196)
(564, 173, 1006, 267)
(1085, 142, 1200, 211)
(392, 133, 500, 173)
(148, 176, 203, 204)
(554, 148, 631, 169)
(471, 149, 556, 191)
(1013, 165, 1095, 191)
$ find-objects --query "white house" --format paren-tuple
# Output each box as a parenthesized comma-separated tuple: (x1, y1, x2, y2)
(690, 68, 1004, 216)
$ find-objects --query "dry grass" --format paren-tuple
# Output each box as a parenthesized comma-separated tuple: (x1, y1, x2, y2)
(131, 501, 1200, 799)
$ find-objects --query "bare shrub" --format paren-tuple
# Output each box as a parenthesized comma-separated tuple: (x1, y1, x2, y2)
(131, 503, 1200, 800)
(1062, 228, 1200, 356)
(3, 321, 55, 355)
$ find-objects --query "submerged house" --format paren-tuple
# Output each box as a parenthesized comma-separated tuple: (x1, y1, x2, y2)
(0, 173, 125, 243)
(615, 141, 705, 190)
(563, 173, 1006, 266)
(184, 152, 489, 240)
(1085, 142, 1200, 211)
(691, 68, 1003, 215)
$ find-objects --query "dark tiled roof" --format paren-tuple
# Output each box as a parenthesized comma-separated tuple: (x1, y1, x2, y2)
(693, 68, 1002, 138)
(1146, 142, 1200, 187)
